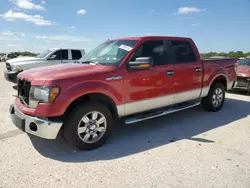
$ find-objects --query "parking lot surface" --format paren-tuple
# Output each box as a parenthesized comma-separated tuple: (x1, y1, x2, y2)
(0, 63, 250, 188)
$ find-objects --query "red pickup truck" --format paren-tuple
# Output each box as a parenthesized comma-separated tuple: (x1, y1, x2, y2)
(9, 36, 237, 150)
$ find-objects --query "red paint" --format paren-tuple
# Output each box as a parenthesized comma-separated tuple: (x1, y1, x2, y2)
(202, 59, 237, 88)
(235, 65, 250, 77)
(124, 64, 174, 103)
(173, 62, 203, 93)
(15, 36, 237, 117)
(172, 39, 203, 94)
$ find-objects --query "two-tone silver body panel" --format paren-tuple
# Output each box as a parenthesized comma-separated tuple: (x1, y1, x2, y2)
(117, 81, 234, 117)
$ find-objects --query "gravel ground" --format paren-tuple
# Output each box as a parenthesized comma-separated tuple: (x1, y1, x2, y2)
(0, 63, 250, 188)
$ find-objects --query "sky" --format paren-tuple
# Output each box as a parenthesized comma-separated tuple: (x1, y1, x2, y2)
(0, 0, 250, 53)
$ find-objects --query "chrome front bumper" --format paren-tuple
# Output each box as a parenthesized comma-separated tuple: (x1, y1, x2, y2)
(9, 104, 63, 139)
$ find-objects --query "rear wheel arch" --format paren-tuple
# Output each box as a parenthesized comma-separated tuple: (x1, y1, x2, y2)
(210, 75, 227, 90)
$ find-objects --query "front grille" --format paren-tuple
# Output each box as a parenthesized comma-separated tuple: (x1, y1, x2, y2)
(17, 79, 31, 105)
(6, 62, 11, 71)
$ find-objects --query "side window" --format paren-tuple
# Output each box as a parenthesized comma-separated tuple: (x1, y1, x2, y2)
(171, 40, 196, 63)
(71, 50, 82, 60)
(50, 50, 62, 60)
(131, 40, 168, 66)
(62, 50, 68, 60)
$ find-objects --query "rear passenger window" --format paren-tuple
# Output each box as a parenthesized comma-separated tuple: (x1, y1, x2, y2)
(171, 41, 196, 63)
(131, 40, 168, 66)
(62, 50, 68, 60)
(72, 50, 82, 60)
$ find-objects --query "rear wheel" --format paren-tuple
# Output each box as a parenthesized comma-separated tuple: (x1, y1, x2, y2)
(63, 102, 113, 150)
(201, 82, 225, 112)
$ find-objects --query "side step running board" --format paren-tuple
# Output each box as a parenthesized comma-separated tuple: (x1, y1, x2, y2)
(125, 102, 201, 124)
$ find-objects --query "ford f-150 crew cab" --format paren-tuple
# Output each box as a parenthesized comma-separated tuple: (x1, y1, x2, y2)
(4, 48, 85, 83)
(9, 36, 237, 150)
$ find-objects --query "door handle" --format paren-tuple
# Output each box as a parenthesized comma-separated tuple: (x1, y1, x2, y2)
(195, 67, 201, 72)
(166, 70, 174, 76)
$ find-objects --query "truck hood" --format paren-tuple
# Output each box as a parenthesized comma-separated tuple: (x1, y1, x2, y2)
(7, 56, 42, 64)
(235, 65, 250, 77)
(17, 63, 115, 84)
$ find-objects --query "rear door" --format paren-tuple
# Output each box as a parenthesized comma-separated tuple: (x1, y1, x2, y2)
(124, 39, 175, 116)
(70, 49, 83, 63)
(168, 40, 202, 104)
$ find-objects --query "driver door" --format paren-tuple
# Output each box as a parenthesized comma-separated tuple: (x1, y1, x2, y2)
(47, 50, 63, 66)
(123, 40, 175, 116)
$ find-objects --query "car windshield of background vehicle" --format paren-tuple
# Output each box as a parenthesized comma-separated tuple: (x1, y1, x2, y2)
(239, 59, 250, 66)
(79, 40, 138, 66)
(36, 49, 54, 58)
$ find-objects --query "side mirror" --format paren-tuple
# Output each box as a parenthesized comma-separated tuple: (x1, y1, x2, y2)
(47, 54, 56, 60)
(127, 57, 153, 71)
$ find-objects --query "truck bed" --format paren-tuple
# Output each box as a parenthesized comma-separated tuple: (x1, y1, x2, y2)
(202, 57, 237, 62)
(201, 57, 237, 90)
(202, 57, 237, 68)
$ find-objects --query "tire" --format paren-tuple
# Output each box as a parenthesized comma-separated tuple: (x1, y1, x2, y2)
(201, 82, 225, 112)
(63, 102, 113, 150)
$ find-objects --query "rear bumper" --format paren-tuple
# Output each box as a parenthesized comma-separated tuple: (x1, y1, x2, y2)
(4, 71, 20, 83)
(9, 104, 63, 139)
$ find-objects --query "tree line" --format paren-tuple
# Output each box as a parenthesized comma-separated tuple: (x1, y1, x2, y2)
(0, 51, 39, 57)
(200, 51, 250, 58)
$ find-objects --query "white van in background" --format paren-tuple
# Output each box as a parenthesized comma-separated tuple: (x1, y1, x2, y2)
(4, 48, 85, 83)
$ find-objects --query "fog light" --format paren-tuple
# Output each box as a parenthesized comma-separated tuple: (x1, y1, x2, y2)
(29, 122, 37, 132)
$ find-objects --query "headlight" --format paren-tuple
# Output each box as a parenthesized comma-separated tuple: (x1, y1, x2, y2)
(11, 64, 23, 71)
(29, 86, 60, 108)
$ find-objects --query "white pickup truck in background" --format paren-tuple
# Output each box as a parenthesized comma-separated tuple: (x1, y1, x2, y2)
(4, 48, 85, 83)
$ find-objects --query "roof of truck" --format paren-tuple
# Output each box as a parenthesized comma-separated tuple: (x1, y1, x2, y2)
(112, 36, 191, 41)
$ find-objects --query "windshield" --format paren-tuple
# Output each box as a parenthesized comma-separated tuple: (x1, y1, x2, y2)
(36, 49, 53, 58)
(239, 59, 250, 66)
(79, 40, 138, 66)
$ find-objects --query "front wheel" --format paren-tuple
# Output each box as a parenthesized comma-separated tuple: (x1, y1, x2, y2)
(201, 82, 225, 112)
(63, 102, 113, 150)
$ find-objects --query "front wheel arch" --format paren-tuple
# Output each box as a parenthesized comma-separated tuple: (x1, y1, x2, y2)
(63, 93, 119, 121)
